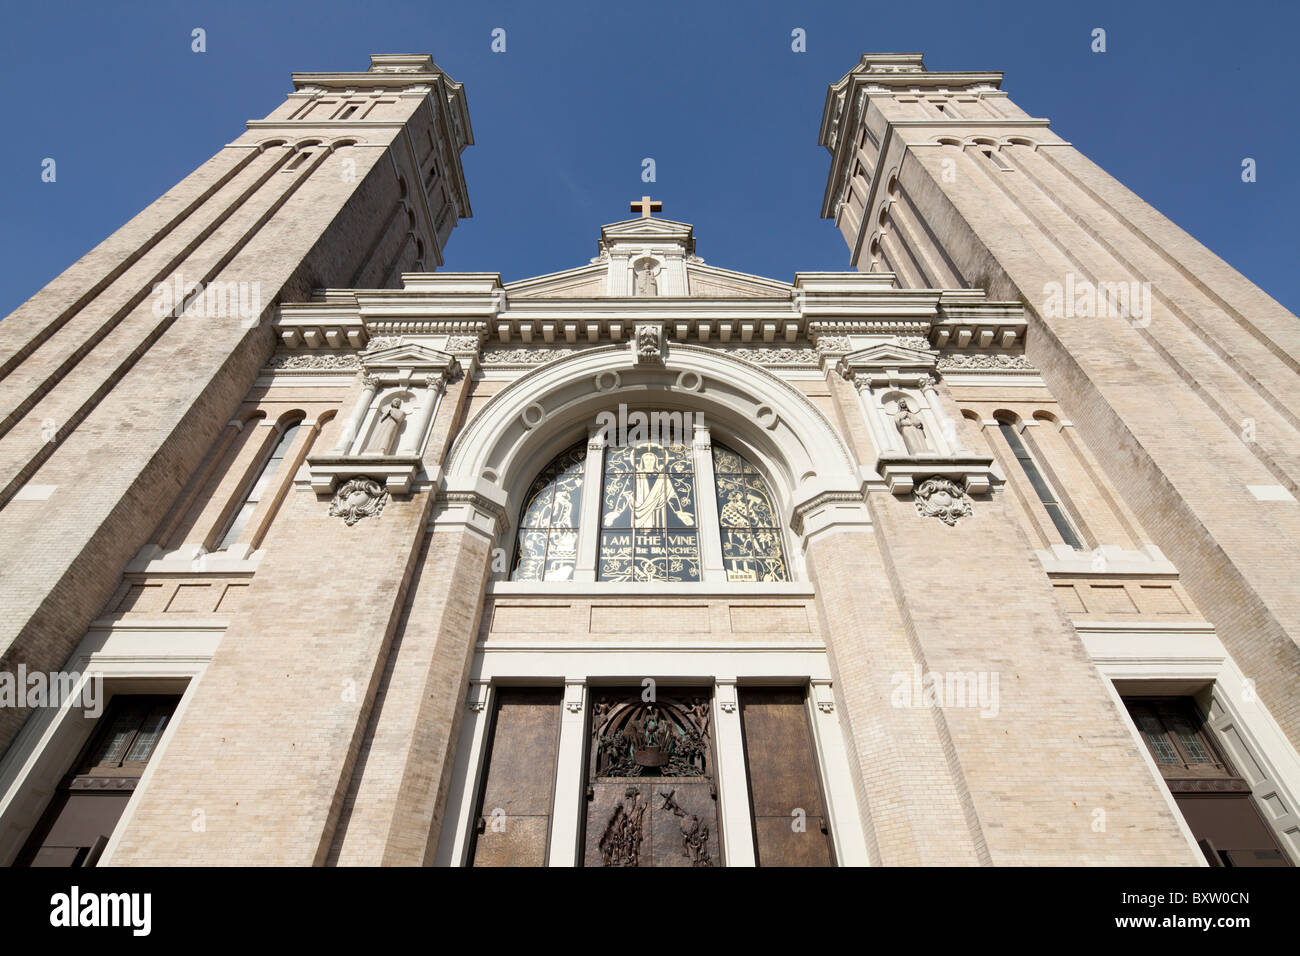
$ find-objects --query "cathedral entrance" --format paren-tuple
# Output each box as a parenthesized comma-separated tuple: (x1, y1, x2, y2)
(582, 689, 721, 867)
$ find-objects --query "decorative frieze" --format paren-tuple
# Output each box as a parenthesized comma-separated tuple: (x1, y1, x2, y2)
(721, 347, 819, 366)
(444, 334, 482, 352)
(814, 335, 853, 352)
(481, 347, 581, 365)
(936, 353, 1036, 371)
(266, 352, 361, 371)
(361, 336, 403, 353)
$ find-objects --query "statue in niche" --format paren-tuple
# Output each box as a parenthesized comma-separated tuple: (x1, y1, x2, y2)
(366, 397, 407, 455)
(633, 259, 659, 296)
(894, 398, 929, 454)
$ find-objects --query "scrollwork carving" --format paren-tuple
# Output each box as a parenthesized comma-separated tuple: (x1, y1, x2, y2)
(914, 477, 973, 526)
(723, 347, 819, 366)
(267, 353, 361, 371)
(480, 347, 580, 365)
(444, 335, 481, 352)
(328, 478, 388, 526)
(898, 336, 933, 351)
(815, 335, 853, 352)
(936, 353, 1035, 371)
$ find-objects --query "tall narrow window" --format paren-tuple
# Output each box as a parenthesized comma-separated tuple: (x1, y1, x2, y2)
(599, 442, 699, 582)
(510, 442, 585, 582)
(216, 420, 300, 551)
(997, 420, 1083, 550)
(713, 445, 789, 582)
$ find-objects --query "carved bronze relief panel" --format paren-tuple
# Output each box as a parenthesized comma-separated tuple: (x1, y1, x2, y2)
(582, 690, 721, 867)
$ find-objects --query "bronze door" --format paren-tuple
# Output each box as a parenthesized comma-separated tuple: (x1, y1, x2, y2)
(582, 689, 720, 867)
(738, 687, 835, 866)
(468, 687, 563, 867)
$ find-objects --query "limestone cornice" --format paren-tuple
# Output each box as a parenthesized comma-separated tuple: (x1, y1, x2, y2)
(932, 298, 1027, 350)
(887, 118, 1053, 129)
(431, 483, 511, 541)
(874, 456, 999, 496)
(273, 272, 1031, 364)
(790, 488, 872, 538)
(820, 53, 1005, 151)
(307, 455, 424, 496)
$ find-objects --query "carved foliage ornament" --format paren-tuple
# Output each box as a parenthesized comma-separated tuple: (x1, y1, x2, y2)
(268, 353, 361, 371)
(724, 347, 818, 366)
(914, 477, 973, 526)
(444, 335, 481, 352)
(481, 347, 582, 365)
(936, 353, 1035, 371)
(328, 478, 388, 526)
(362, 336, 403, 353)
(815, 336, 853, 352)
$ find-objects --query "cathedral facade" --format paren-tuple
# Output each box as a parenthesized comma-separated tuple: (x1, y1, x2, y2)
(0, 53, 1296, 867)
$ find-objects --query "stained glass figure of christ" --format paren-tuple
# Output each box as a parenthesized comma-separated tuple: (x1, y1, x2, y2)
(599, 442, 699, 582)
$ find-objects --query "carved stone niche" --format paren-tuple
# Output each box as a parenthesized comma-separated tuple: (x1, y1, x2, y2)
(308, 342, 460, 497)
(837, 341, 999, 496)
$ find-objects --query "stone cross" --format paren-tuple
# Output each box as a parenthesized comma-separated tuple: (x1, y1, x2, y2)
(630, 195, 662, 219)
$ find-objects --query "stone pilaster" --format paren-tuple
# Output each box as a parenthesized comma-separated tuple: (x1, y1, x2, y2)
(328, 490, 502, 866)
(803, 521, 986, 865)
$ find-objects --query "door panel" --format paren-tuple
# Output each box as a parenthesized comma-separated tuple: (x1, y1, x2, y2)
(739, 687, 834, 866)
(582, 690, 720, 867)
(468, 688, 563, 867)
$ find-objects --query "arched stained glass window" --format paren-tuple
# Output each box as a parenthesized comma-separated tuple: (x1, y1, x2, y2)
(713, 444, 789, 582)
(599, 442, 699, 582)
(510, 441, 585, 581)
(508, 431, 791, 584)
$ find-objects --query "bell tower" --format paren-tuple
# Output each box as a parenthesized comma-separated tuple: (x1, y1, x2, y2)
(0, 55, 473, 754)
(819, 53, 1300, 756)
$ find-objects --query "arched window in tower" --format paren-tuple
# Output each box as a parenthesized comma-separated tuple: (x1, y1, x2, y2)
(215, 418, 301, 551)
(713, 444, 789, 582)
(599, 442, 699, 582)
(510, 442, 585, 582)
(996, 419, 1084, 550)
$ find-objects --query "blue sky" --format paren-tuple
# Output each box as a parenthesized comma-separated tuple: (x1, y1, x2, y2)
(2, 0, 1297, 316)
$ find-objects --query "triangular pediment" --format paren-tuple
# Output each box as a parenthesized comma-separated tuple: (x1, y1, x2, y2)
(504, 262, 609, 298)
(686, 262, 790, 298)
(840, 341, 936, 369)
(498, 213, 791, 299)
(361, 341, 457, 370)
(600, 216, 694, 240)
